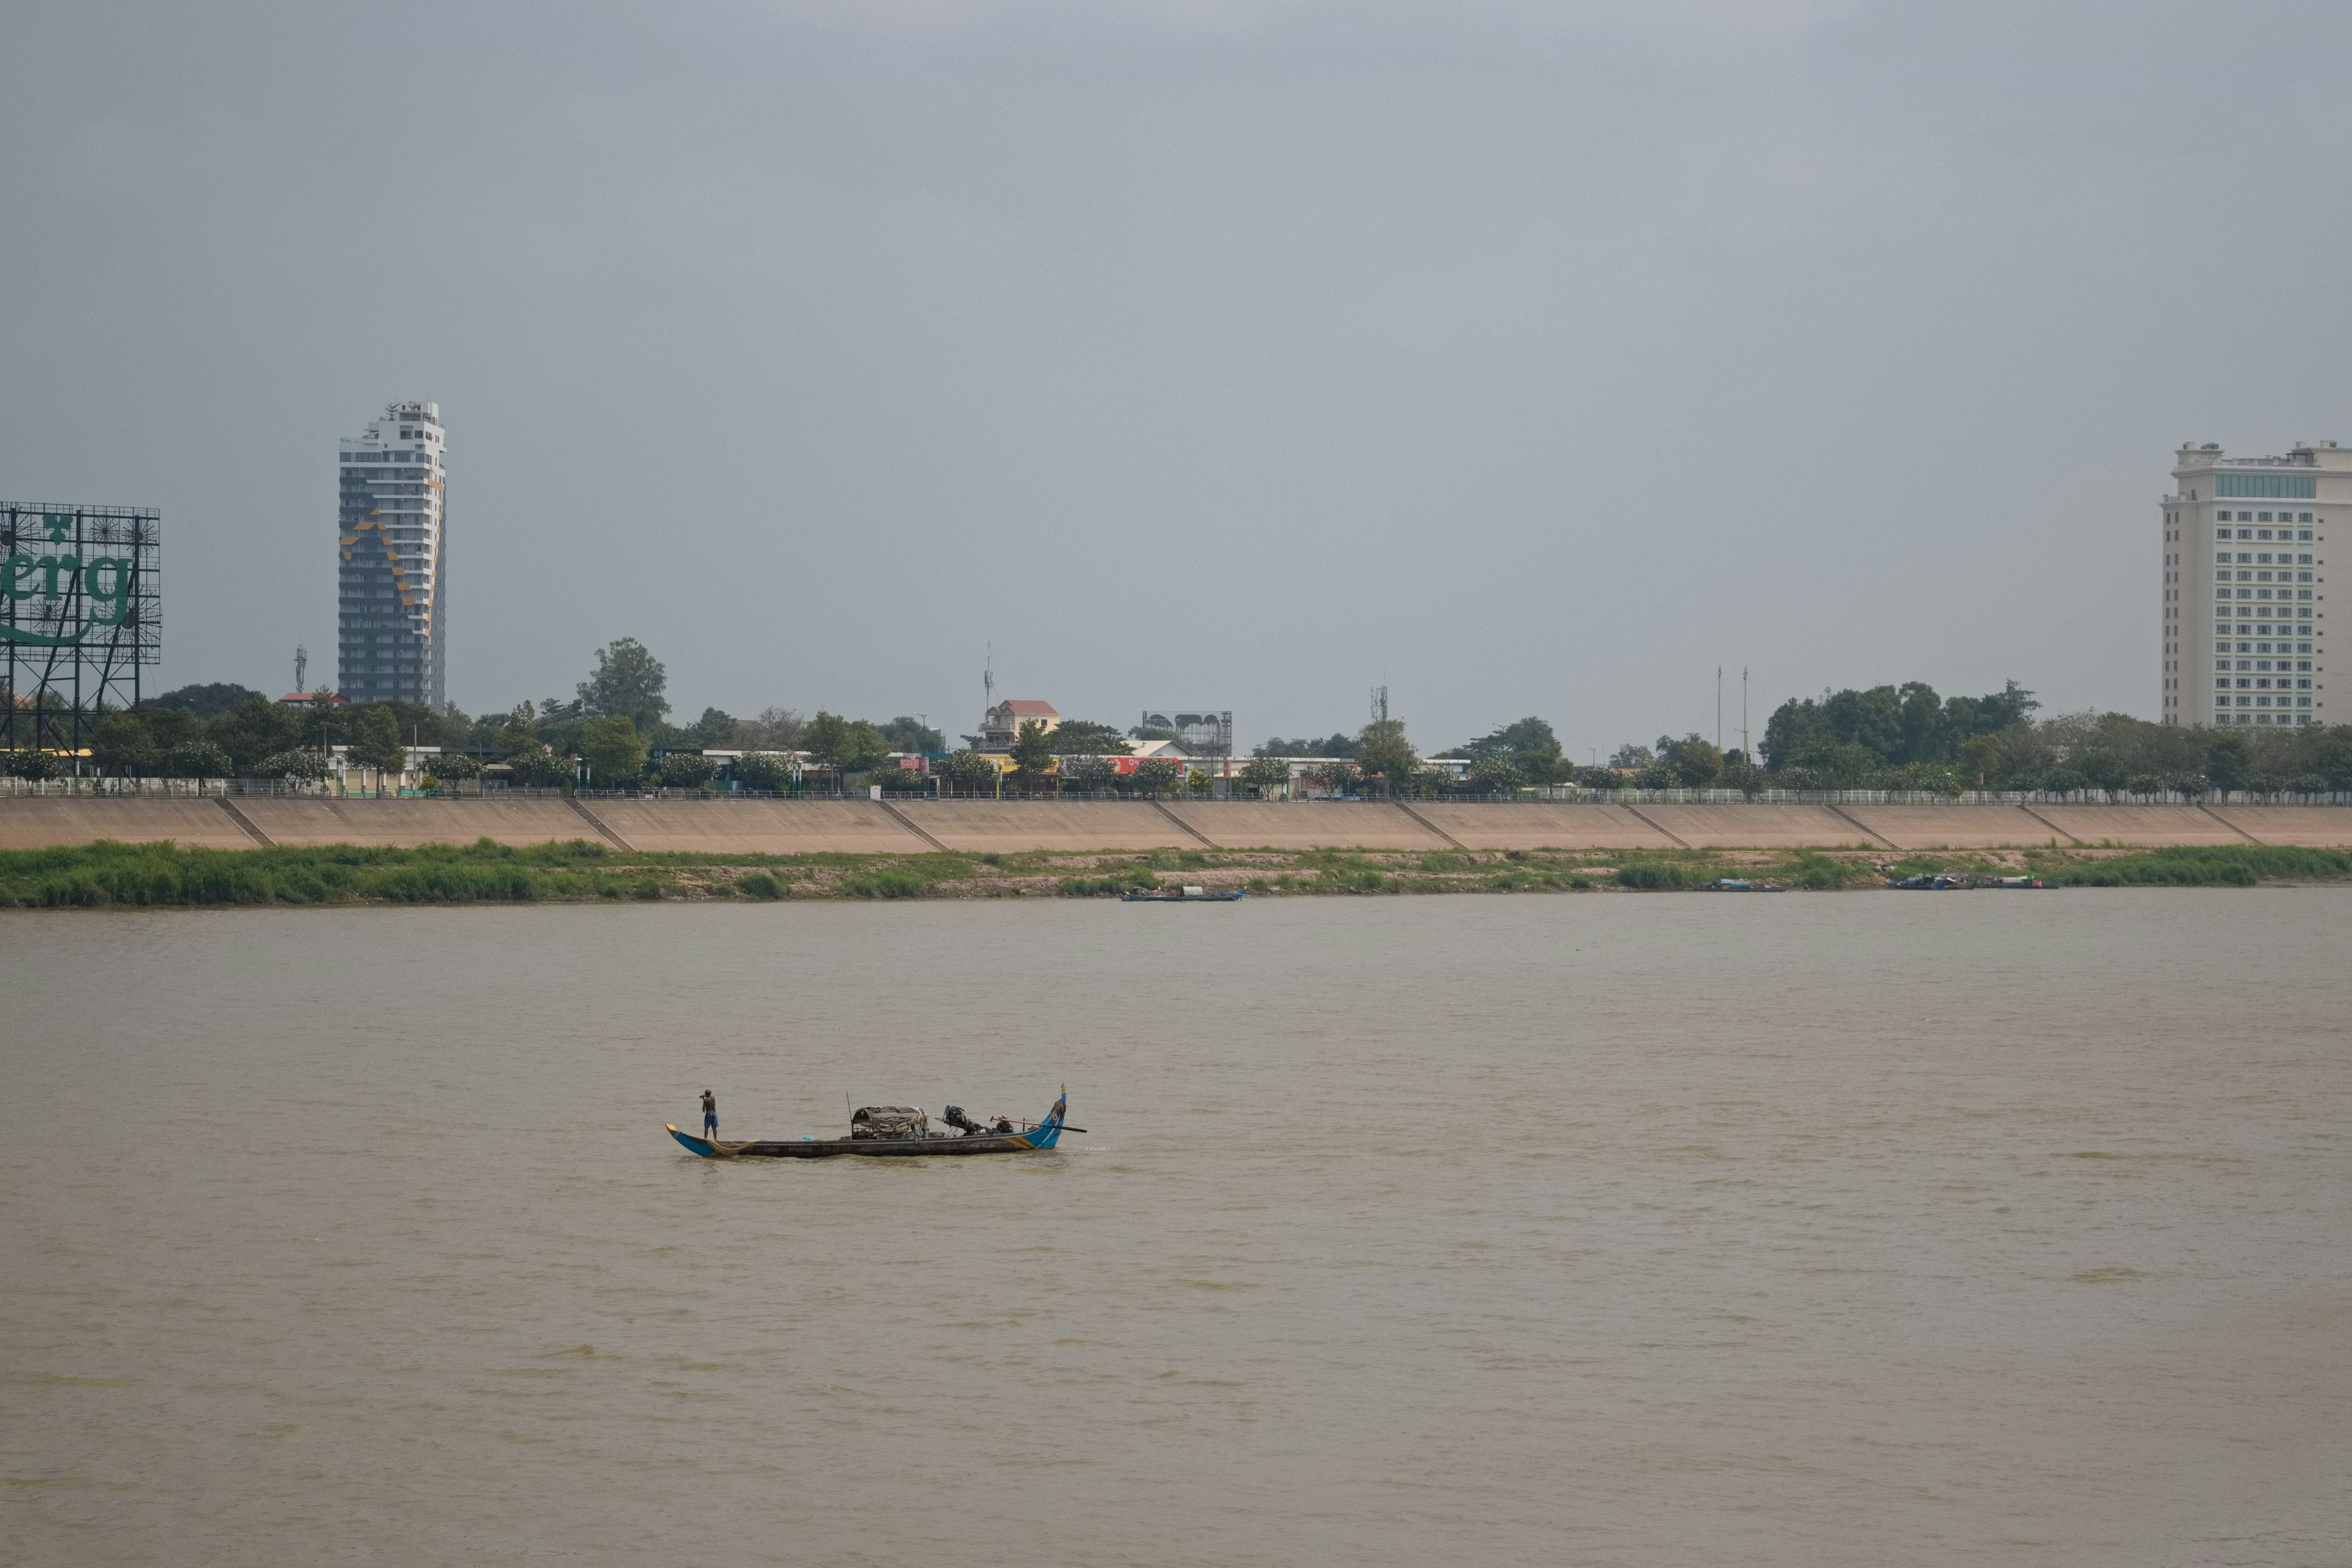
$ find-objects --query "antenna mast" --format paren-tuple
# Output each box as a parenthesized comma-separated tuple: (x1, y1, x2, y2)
(1370, 685, 1388, 723)
(295, 645, 307, 693)
(1741, 666, 1750, 763)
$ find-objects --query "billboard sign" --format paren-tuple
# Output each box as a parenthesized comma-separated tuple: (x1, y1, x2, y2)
(2, 503, 161, 754)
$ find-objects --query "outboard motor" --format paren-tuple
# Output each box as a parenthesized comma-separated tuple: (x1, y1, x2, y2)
(943, 1105, 982, 1137)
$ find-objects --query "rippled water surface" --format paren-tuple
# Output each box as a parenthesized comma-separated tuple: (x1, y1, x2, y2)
(4, 894, 2350, 1565)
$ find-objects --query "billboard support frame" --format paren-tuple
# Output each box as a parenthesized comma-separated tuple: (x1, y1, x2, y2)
(1, 503, 162, 765)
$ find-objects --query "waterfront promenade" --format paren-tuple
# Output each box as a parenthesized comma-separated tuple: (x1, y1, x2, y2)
(4, 796, 2351, 852)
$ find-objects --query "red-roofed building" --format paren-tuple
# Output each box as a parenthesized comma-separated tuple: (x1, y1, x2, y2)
(981, 699, 1058, 751)
(278, 691, 350, 707)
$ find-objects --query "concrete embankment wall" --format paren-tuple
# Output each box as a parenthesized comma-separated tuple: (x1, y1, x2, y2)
(8, 797, 2352, 853)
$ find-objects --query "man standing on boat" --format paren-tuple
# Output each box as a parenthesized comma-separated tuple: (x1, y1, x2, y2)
(701, 1089, 718, 1139)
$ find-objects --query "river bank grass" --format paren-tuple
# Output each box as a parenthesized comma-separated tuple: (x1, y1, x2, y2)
(2, 838, 2348, 908)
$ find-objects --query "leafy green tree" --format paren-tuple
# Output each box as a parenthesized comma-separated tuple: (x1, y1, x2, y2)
(1465, 755, 1520, 793)
(941, 749, 1000, 796)
(1062, 755, 1117, 794)
(1401, 765, 1453, 798)
(1008, 720, 1060, 792)
(89, 712, 157, 776)
(140, 705, 201, 757)
(576, 638, 670, 733)
(654, 753, 720, 789)
(801, 711, 850, 770)
(296, 692, 353, 752)
(1129, 757, 1182, 797)
(1354, 718, 1415, 790)
(2307, 726, 2352, 791)
(682, 707, 736, 747)
(210, 696, 304, 775)
(575, 715, 648, 787)
(1958, 733, 2002, 786)
(164, 738, 233, 779)
(254, 750, 329, 781)
(374, 699, 467, 750)
(733, 752, 794, 793)
(1719, 757, 1766, 797)
(802, 712, 886, 777)
(1460, 717, 1568, 783)
(2076, 748, 2129, 796)
(1304, 760, 1361, 795)
(3, 749, 64, 780)
(1130, 725, 1181, 743)
(1255, 733, 1356, 758)
(874, 716, 947, 754)
(1763, 679, 2038, 769)
(743, 707, 804, 750)
(1608, 742, 1654, 769)
(1237, 755, 1293, 797)
(504, 745, 572, 788)
(427, 753, 481, 782)
(346, 706, 408, 778)
(1658, 734, 1724, 786)
(1047, 720, 1132, 756)
(1788, 735, 1879, 789)
(146, 682, 267, 717)
(2204, 734, 2251, 793)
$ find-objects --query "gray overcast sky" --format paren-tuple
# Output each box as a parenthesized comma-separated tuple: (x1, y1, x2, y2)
(4, 0, 2346, 755)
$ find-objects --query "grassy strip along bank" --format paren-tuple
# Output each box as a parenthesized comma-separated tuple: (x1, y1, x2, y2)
(2, 839, 2350, 908)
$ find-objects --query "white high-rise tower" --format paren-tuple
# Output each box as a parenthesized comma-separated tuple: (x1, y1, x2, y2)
(338, 401, 446, 706)
(2161, 441, 2336, 728)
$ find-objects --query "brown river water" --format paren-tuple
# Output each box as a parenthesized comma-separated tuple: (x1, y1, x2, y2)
(3, 893, 2349, 1566)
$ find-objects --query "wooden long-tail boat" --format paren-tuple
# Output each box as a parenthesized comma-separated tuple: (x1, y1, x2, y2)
(666, 1088, 1077, 1159)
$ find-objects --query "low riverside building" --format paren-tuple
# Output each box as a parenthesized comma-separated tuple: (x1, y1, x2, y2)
(2164, 440, 2338, 728)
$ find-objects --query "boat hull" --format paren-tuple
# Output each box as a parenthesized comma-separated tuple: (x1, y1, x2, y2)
(668, 1125, 1053, 1158)
(668, 1089, 1072, 1159)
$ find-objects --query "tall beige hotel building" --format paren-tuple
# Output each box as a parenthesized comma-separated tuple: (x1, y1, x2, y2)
(2163, 440, 2340, 728)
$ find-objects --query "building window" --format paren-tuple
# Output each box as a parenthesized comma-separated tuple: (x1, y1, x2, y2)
(2217, 474, 2318, 499)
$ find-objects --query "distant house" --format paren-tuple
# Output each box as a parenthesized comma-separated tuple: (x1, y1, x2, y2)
(981, 699, 1059, 751)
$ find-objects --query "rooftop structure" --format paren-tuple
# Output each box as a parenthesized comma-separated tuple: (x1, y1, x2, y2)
(1140, 708, 1232, 758)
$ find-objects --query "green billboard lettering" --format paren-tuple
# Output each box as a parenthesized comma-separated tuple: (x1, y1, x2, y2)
(83, 557, 133, 625)
(42, 513, 72, 541)
(0, 552, 136, 644)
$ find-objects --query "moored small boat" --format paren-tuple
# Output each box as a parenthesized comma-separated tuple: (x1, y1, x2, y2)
(666, 1088, 1078, 1159)
(1123, 886, 1245, 902)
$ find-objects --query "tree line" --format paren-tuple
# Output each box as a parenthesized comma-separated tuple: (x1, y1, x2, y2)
(17, 648, 2352, 799)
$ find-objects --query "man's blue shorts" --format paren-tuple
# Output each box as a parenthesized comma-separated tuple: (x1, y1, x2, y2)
(703, 1115, 717, 1133)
